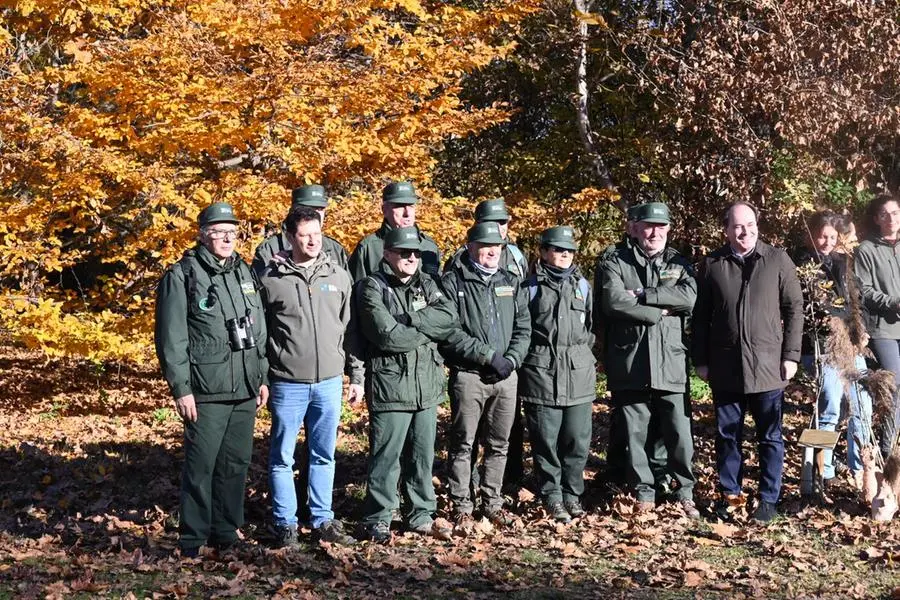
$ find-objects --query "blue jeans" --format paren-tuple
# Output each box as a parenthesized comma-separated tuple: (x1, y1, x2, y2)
(269, 377, 342, 529)
(713, 389, 784, 505)
(801, 354, 873, 475)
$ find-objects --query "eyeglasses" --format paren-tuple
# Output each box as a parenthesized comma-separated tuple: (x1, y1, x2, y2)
(547, 245, 573, 254)
(207, 228, 239, 240)
(397, 249, 422, 259)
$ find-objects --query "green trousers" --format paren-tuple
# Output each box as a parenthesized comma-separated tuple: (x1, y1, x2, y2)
(524, 401, 593, 504)
(615, 390, 695, 502)
(362, 406, 437, 529)
(180, 398, 256, 550)
(607, 401, 668, 486)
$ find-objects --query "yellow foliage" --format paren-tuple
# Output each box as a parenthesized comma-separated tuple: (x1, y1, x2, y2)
(0, 0, 541, 362)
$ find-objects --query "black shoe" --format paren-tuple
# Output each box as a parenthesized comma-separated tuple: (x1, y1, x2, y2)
(361, 521, 391, 544)
(753, 501, 777, 523)
(273, 525, 299, 548)
(545, 501, 572, 524)
(180, 546, 200, 559)
(314, 520, 356, 545)
(563, 499, 585, 518)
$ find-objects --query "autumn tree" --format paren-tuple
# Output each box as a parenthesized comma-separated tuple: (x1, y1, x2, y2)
(0, 0, 538, 361)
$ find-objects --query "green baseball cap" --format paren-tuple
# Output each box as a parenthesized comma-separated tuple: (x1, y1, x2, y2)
(631, 202, 670, 224)
(474, 198, 510, 222)
(540, 225, 578, 251)
(467, 221, 507, 245)
(291, 184, 327, 208)
(382, 181, 418, 205)
(384, 226, 422, 250)
(198, 202, 239, 227)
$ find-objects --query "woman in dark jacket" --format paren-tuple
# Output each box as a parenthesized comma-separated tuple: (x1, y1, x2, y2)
(854, 193, 900, 460)
(797, 210, 872, 484)
(519, 226, 596, 524)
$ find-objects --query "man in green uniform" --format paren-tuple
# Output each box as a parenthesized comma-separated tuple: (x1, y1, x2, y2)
(593, 207, 669, 493)
(440, 221, 531, 533)
(519, 226, 597, 523)
(155, 202, 270, 557)
(350, 227, 458, 542)
(252, 184, 349, 276)
(443, 198, 529, 489)
(347, 181, 441, 281)
(443, 198, 528, 279)
(599, 202, 699, 517)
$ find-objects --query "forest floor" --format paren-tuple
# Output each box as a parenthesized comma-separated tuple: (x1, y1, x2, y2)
(0, 346, 897, 599)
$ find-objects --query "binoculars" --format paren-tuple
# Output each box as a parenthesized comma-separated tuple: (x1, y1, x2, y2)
(226, 315, 257, 351)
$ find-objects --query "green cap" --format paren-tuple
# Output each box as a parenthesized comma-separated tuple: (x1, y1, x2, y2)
(384, 226, 422, 250)
(382, 181, 418, 205)
(291, 184, 327, 208)
(467, 221, 507, 245)
(540, 225, 578, 251)
(631, 202, 670, 224)
(474, 198, 510, 222)
(198, 202, 239, 227)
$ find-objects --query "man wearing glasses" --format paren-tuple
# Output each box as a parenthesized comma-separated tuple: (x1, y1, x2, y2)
(350, 227, 458, 543)
(599, 202, 699, 518)
(518, 226, 596, 523)
(155, 202, 269, 558)
(348, 181, 442, 281)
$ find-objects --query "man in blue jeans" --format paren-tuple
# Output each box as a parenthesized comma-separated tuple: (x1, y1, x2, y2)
(692, 202, 804, 523)
(259, 206, 363, 546)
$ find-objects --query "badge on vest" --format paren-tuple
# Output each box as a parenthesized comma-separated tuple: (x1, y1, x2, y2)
(319, 283, 339, 293)
(574, 286, 585, 301)
(660, 267, 682, 281)
(241, 281, 256, 295)
(412, 293, 427, 312)
(495, 285, 514, 297)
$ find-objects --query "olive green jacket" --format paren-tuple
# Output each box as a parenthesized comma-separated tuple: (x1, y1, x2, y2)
(600, 244, 696, 393)
(855, 237, 900, 340)
(348, 221, 441, 281)
(155, 245, 269, 402)
(258, 252, 363, 384)
(439, 252, 532, 375)
(349, 260, 458, 411)
(518, 262, 597, 407)
(252, 229, 348, 277)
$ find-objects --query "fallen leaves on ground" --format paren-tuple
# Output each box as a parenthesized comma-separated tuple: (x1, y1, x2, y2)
(0, 349, 897, 598)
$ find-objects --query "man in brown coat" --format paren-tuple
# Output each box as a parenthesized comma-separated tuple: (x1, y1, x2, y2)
(692, 202, 803, 523)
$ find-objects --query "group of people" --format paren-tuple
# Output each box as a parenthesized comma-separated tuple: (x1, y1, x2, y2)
(154, 181, 900, 556)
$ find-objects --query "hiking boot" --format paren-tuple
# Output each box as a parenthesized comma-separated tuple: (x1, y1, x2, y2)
(273, 525, 299, 549)
(714, 493, 742, 521)
(483, 506, 516, 527)
(314, 520, 356, 545)
(753, 501, 777, 524)
(360, 521, 391, 544)
(545, 501, 572, 524)
(452, 512, 475, 537)
(678, 499, 701, 519)
(179, 545, 201, 559)
(563, 499, 585, 518)
(408, 519, 452, 541)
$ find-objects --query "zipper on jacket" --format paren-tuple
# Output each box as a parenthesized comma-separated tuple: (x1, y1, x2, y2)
(221, 273, 239, 393)
(300, 282, 321, 383)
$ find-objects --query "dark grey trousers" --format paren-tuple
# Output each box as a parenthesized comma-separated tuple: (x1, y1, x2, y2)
(447, 370, 518, 513)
